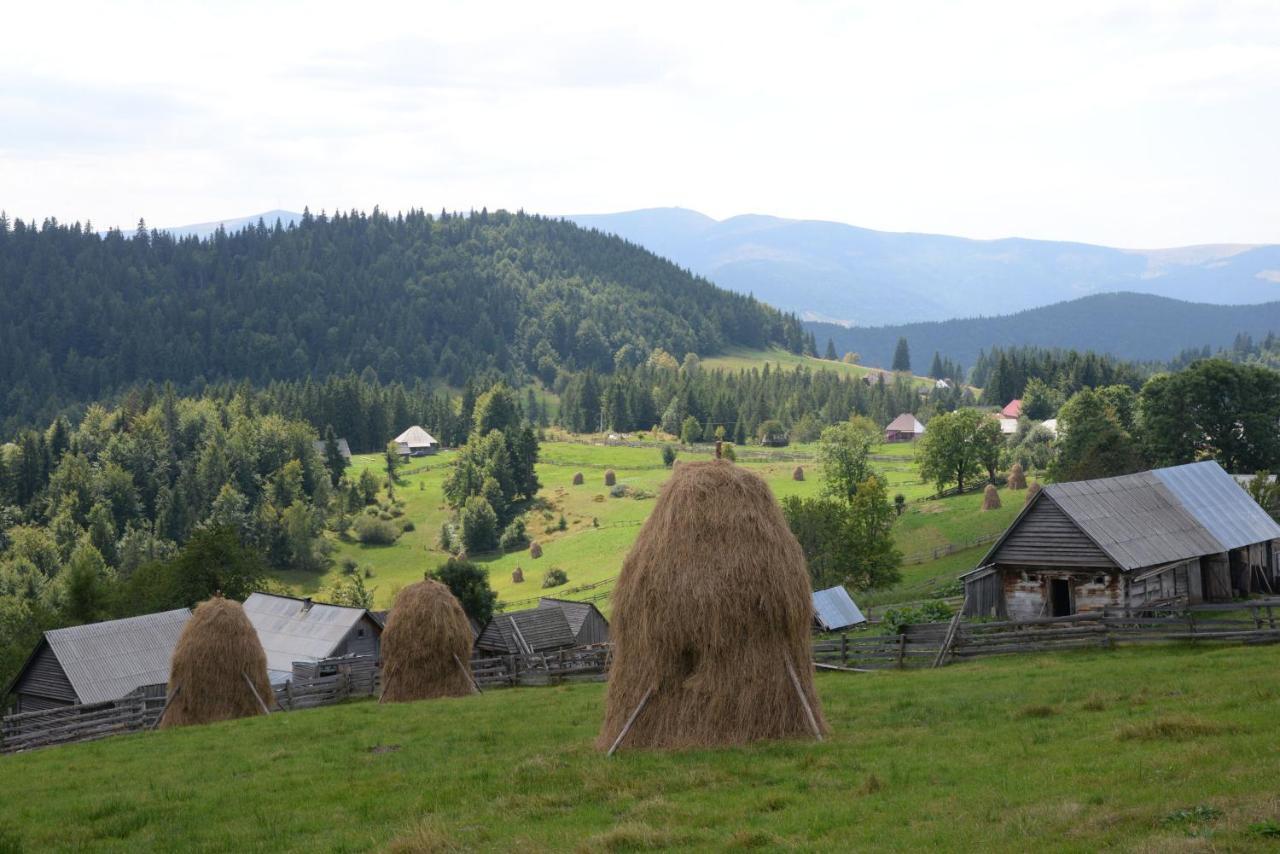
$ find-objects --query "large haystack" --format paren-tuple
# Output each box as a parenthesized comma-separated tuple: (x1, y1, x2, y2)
(598, 459, 827, 751)
(792, 466, 805, 482)
(573, 472, 584, 485)
(1025, 481, 1042, 504)
(1007, 463, 1027, 490)
(380, 579, 476, 703)
(604, 470, 617, 487)
(982, 484, 1001, 510)
(160, 597, 272, 729)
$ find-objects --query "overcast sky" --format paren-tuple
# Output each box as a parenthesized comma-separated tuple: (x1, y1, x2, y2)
(2, 0, 1278, 247)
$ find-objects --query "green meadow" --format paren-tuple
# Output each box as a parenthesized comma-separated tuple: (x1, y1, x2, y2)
(3, 643, 1279, 851)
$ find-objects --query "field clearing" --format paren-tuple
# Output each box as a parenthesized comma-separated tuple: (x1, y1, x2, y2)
(275, 436, 1023, 611)
(700, 345, 938, 390)
(3, 644, 1279, 851)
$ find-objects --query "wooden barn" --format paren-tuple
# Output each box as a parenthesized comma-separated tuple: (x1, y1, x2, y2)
(475, 607, 578, 656)
(962, 461, 1280, 619)
(884, 413, 925, 443)
(393, 425, 438, 456)
(536, 598, 610, 646)
(312, 437, 352, 461)
(242, 593, 382, 685)
(4, 609, 191, 713)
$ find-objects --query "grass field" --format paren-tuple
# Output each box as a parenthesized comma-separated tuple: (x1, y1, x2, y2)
(700, 346, 938, 390)
(3, 643, 1279, 851)
(274, 435, 1032, 612)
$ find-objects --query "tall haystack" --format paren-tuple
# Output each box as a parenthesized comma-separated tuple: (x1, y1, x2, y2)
(792, 466, 804, 482)
(1007, 463, 1027, 490)
(160, 597, 272, 729)
(380, 579, 476, 702)
(572, 472, 584, 485)
(598, 459, 827, 751)
(604, 470, 617, 487)
(982, 483, 1001, 510)
(1025, 481, 1042, 503)
(529, 541, 542, 559)
(512, 566, 524, 583)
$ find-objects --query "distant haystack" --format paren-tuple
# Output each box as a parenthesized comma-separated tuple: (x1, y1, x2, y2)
(160, 597, 271, 729)
(380, 580, 476, 703)
(1008, 463, 1027, 490)
(529, 541, 542, 559)
(982, 484, 1001, 511)
(573, 472, 584, 485)
(604, 470, 617, 487)
(1026, 481, 1042, 503)
(792, 466, 805, 482)
(512, 566, 524, 583)
(598, 460, 827, 751)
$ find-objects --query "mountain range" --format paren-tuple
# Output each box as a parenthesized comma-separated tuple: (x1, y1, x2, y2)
(807, 292, 1280, 369)
(568, 208, 1280, 327)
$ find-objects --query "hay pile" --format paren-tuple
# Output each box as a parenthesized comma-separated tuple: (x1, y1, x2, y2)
(598, 459, 827, 751)
(380, 579, 476, 702)
(1026, 481, 1042, 503)
(529, 541, 542, 559)
(982, 484, 1001, 510)
(1007, 463, 1027, 490)
(572, 472, 584, 485)
(792, 466, 804, 481)
(160, 597, 271, 729)
(512, 566, 524, 583)
(604, 470, 617, 486)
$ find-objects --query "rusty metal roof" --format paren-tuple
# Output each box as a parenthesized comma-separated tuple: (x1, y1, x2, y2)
(44, 608, 192, 704)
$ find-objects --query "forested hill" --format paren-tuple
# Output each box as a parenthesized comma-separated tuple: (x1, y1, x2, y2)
(0, 209, 809, 431)
(807, 292, 1280, 370)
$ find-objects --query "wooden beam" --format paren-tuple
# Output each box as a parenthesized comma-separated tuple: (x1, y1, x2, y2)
(242, 672, 272, 716)
(607, 686, 653, 757)
(784, 653, 824, 741)
(454, 653, 482, 695)
(150, 684, 180, 731)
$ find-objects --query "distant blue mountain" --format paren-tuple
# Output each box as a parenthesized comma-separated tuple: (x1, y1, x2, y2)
(569, 208, 1280, 326)
(806, 292, 1280, 369)
(161, 209, 303, 239)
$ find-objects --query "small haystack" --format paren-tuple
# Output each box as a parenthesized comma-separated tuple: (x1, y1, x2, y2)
(530, 541, 542, 559)
(792, 466, 805, 482)
(159, 597, 272, 729)
(1008, 463, 1027, 490)
(604, 470, 617, 487)
(380, 579, 476, 702)
(512, 566, 524, 583)
(1025, 481, 1042, 503)
(982, 484, 1001, 511)
(598, 459, 827, 752)
(572, 472, 584, 485)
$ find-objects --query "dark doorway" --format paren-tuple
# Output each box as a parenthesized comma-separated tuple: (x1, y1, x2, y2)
(1049, 578, 1073, 617)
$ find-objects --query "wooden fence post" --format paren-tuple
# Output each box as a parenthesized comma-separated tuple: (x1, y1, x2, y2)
(841, 634, 848, 667)
(896, 633, 906, 669)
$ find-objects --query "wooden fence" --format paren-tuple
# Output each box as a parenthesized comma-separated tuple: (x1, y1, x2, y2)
(1, 686, 167, 754)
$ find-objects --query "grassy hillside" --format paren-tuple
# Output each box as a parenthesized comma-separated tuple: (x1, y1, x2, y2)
(4, 644, 1279, 850)
(700, 346, 937, 390)
(279, 437, 1032, 612)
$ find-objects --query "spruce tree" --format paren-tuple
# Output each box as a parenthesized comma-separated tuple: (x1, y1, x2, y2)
(892, 337, 911, 373)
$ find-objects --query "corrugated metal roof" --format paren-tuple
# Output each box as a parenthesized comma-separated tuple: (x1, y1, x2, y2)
(45, 608, 191, 704)
(1155, 461, 1280, 551)
(477, 608, 576, 654)
(812, 586, 865, 631)
(242, 593, 371, 679)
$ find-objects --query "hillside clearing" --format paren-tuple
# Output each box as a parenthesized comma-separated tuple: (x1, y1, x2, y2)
(2, 644, 1279, 851)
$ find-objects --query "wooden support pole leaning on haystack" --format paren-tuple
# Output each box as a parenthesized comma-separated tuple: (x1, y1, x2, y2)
(243, 671, 272, 715)
(784, 653, 823, 741)
(454, 653, 482, 694)
(607, 686, 654, 757)
(151, 684, 181, 730)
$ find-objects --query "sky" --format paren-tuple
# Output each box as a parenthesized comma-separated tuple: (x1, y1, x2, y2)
(2, 0, 1278, 248)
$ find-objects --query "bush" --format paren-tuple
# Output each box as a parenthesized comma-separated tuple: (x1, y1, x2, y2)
(339, 556, 359, 575)
(882, 600, 953, 633)
(353, 514, 401, 546)
(541, 568, 569, 589)
(399, 519, 415, 532)
(661, 445, 677, 468)
(429, 557, 498, 625)
(460, 496, 499, 553)
(610, 484, 629, 498)
(499, 517, 528, 551)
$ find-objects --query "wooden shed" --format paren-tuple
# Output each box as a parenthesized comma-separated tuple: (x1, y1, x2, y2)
(536, 598, 610, 646)
(242, 593, 382, 685)
(884, 413, 925, 443)
(962, 461, 1280, 619)
(475, 607, 578, 656)
(4, 609, 191, 713)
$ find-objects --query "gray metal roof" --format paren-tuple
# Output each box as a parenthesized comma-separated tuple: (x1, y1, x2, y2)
(812, 586, 866, 631)
(477, 607, 576, 654)
(984, 461, 1280, 573)
(1154, 461, 1280, 552)
(312, 437, 352, 460)
(44, 608, 191, 704)
(243, 593, 373, 680)
(885, 413, 924, 433)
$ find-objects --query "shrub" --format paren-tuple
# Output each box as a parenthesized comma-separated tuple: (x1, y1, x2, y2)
(721, 443, 736, 462)
(429, 556, 498, 625)
(353, 515, 401, 546)
(499, 517, 528, 551)
(541, 568, 568, 589)
(610, 483, 629, 498)
(339, 556, 359, 575)
(438, 522, 453, 551)
(378, 510, 393, 521)
(557, 514, 568, 531)
(893, 493, 906, 516)
(883, 600, 953, 632)
(661, 445, 676, 468)
(399, 519, 415, 532)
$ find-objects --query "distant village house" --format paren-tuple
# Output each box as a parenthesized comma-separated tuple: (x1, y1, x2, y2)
(394, 425, 439, 457)
(884, 413, 925, 443)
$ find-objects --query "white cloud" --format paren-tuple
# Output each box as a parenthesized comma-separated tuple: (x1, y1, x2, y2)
(0, 0, 1277, 246)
